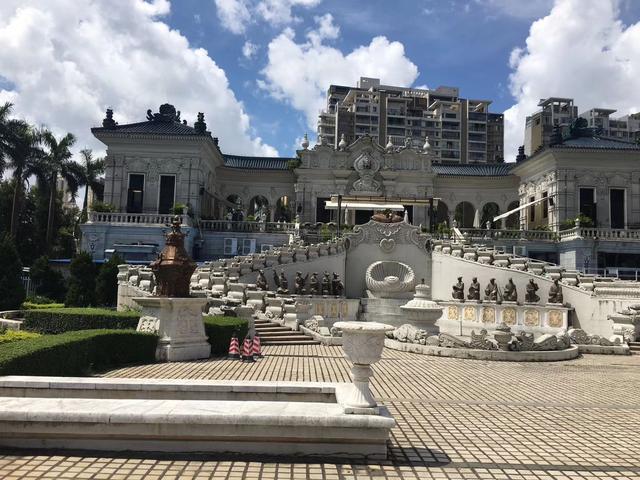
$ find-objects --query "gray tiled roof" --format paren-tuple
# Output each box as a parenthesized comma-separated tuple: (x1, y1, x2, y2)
(223, 154, 293, 170)
(92, 121, 204, 136)
(432, 163, 515, 177)
(552, 136, 640, 150)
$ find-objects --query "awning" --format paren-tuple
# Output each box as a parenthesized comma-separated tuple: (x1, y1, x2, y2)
(492, 195, 554, 222)
(324, 201, 405, 211)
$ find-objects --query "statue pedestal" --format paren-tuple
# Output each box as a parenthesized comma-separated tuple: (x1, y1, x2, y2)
(134, 297, 211, 362)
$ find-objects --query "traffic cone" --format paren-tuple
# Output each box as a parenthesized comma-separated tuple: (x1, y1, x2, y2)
(242, 335, 255, 363)
(228, 333, 240, 359)
(252, 334, 263, 358)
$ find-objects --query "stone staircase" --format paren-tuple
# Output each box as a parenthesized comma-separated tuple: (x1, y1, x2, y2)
(629, 342, 640, 355)
(254, 318, 320, 346)
(359, 298, 407, 326)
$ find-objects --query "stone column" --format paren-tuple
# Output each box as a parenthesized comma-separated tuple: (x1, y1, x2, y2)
(501, 217, 507, 230)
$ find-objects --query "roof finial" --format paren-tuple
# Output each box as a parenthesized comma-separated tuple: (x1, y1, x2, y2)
(102, 108, 117, 129)
(338, 133, 347, 151)
(385, 138, 394, 152)
(423, 135, 431, 153)
(194, 112, 207, 134)
(301, 133, 309, 150)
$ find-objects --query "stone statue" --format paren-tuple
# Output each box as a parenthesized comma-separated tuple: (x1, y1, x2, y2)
(484, 279, 499, 302)
(309, 272, 320, 295)
(548, 279, 564, 304)
(256, 269, 268, 291)
(321, 271, 332, 295)
(467, 277, 480, 301)
(525, 279, 540, 303)
(294, 271, 308, 295)
(452, 276, 465, 300)
(503, 278, 517, 302)
(332, 273, 344, 297)
(273, 270, 289, 295)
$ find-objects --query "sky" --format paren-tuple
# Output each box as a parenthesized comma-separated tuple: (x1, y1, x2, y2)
(1, 0, 640, 163)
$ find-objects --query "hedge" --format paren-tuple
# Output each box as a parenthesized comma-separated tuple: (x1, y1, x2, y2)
(22, 302, 66, 310)
(203, 316, 248, 356)
(0, 330, 41, 345)
(22, 308, 140, 334)
(0, 329, 157, 376)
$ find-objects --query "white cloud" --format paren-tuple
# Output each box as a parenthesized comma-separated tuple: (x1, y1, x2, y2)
(306, 13, 339, 45)
(260, 25, 419, 130)
(0, 0, 277, 157)
(503, 0, 640, 160)
(242, 40, 259, 59)
(214, 0, 321, 34)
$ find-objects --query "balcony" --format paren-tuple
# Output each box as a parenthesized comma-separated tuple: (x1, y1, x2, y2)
(88, 212, 192, 227)
(199, 220, 297, 234)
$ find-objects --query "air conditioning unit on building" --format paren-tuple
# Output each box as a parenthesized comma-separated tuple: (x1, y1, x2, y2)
(242, 239, 256, 255)
(223, 238, 238, 256)
(513, 245, 527, 257)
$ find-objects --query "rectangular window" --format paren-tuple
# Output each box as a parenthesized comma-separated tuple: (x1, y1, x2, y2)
(610, 188, 625, 229)
(529, 196, 536, 223)
(127, 174, 144, 213)
(316, 197, 331, 223)
(158, 175, 176, 214)
(579, 187, 597, 225)
(542, 192, 548, 219)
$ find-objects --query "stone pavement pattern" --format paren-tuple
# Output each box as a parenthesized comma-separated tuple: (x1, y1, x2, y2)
(0, 345, 639, 480)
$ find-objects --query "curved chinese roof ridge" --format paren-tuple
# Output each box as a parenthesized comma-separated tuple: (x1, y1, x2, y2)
(552, 136, 640, 150)
(431, 163, 515, 177)
(223, 154, 293, 170)
(92, 120, 204, 136)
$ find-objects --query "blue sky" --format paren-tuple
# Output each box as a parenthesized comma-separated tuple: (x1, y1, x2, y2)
(1, 0, 640, 161)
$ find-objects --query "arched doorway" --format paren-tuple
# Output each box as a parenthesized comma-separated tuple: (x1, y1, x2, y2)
(249, 195, 270, 221)
(275, 195, 292, 222)
(481, 202, 500, 229)
(506, 200, 519, 229)
(433, 201, 449, 230)
(454, 201, 475, 228)
(226, 194, 244, 221)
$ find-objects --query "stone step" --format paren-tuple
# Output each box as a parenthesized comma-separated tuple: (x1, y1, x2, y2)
(255, 325, 290, 332)
(258, 331, 309, 338)
(261, 339, 320, 345)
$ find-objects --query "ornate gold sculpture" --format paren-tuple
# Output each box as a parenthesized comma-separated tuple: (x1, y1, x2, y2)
(150, 216, 196, 297)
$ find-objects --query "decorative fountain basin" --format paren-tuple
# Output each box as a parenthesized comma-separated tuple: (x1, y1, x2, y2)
(400, 283, 443, 334)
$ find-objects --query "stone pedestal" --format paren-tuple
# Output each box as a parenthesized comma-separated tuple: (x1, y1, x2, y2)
(134, 297, 211, 362)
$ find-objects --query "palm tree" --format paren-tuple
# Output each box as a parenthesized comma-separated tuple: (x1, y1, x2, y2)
(0, 102, 15, 177)
(40, 130, 83, 246)
(78, 149, 105, 223)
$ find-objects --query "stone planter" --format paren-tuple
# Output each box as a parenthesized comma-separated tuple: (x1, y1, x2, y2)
(561, 270, 579, 287)
(334, 321, 394, 408)
(463, 247, 477, 261)
(318, 243, 329, 256)
(451, 245, 463, 257)
(493, 253, 511, 268)
(477, 250, 494, 265)
(400, 284, 443, 334)
(544, 265, 564, 281)
(509, 258, 527, 271)
(308, 245, 319, 259)
(246, 290, 266, 312)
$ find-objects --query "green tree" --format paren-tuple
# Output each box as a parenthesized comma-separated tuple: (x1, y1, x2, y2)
(64, 252, 97, 307)
(0, 235, 26, 310)
(78, 149, 104, 224)
(95, 254, 123, 307)
(29, 256, 67, 302)
(40, 130, 83, 247)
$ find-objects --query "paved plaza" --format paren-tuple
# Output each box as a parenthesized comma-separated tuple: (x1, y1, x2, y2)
(1, 346, 639, 479)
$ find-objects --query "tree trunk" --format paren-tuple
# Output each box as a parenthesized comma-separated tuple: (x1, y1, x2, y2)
(81, 184, 89, 223)
(9, 166, 23, 238)
(46, 173, 57, 248)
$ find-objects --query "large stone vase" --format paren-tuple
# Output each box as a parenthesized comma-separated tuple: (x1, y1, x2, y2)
(334, 321, 394, 408)
(400, 283, 443, 334)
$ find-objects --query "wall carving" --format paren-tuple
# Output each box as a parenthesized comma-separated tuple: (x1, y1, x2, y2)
(345, 221, 430, 252)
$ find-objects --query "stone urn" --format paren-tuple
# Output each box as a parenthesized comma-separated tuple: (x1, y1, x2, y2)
(334, 321, 394, 408)
(400, 283, 443, 334)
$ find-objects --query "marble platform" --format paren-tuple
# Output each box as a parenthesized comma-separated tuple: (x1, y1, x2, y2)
(0, 376, 395, 459)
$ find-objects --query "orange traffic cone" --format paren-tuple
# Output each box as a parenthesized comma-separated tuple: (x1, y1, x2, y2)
(228, 333, 240, 359)
(252, 334, 263, 358)
(242, 336, 255, 363)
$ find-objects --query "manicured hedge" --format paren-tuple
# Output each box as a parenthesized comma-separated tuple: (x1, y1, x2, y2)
(203, 316, 248, 356)
(22, 308, 140, 334)
(0, 330, 41, 345)
(0, 329, 157, 376)
(22, 302, 66, 310)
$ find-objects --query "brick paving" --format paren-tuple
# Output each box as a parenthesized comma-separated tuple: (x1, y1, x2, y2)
(1, 346, 639, 479)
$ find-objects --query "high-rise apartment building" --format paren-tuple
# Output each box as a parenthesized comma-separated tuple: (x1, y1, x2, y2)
(579, 108, 640, 143)
(317, 77, 504, 164)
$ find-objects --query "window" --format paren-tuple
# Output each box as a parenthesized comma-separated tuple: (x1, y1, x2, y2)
(542, 192, 548, 219)
(610, 189, 625, 229)
(529, 196, 536, 223)
(223, 238, 238, 256)
(579, 188, 597, 225)
(127, 174, 144, 213)
(158, 175, 176, 214)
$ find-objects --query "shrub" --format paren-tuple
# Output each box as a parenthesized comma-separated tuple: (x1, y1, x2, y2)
(65, 252, 98, 307)
(22, 308, 140, 334)
(0, 330, 41, 345)
(95, 254, 123, 307)
(22, 301, 65, 310)
(90, 201, 116, 213)
(0, 235, 26, 310)
(0, 329, 157, 376)
(29, 256, 67, 302)
(172, 203, 187, 215)
(203, 316, 248, 356)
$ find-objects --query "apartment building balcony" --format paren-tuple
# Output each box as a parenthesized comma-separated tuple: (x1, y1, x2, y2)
(468, 142, 487, 151)
(468, 112, 487, 122)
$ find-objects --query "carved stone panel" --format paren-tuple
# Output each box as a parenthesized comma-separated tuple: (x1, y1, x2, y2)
(502, 308, 517, 326)
(447, 306, 460, 321)
(547, 310, 563, 328)
(481, 307, 496, 324)
(524, 309, 540, 327)
(463, 306, 476, 322)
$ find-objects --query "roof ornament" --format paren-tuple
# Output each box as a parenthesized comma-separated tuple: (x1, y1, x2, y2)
(515, 145, 527, 162)
(404, 136, 412, 149)
(194, 112, 207, 134)
(301, 133, 309, 150)
(316, 134, 323, 146)
(550, 125, 563, 146)
(102, 108, 117, 129)
(422, 136, 431, 153)
(338, 133, 347, 151)
(147, 104, 180, 123)
(385, 138, 394, 152)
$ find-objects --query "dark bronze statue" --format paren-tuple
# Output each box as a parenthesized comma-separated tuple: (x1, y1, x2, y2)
(309, 272, 320, 295)
(321, 271, 332, 295)
(467, 277, 480, 301)
(452, 276, 465, 300)
(548, 279, 564, 304)
(294, 271, 308, 295)
(273, 270, 289, 295)
(150, 216, 196, 297)
(256, 269, 268, 291)
(484, 279, 499, 302)
(503, 278, 517, 302)
(332, 273, 344, 297)
(525, 279, 540, 303)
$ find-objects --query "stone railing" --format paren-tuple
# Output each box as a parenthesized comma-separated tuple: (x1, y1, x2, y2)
(559, 227, 640, 242)
(88, 211, 191, 227)
(199, 220, 297, 234)
(455, 228, 557, 242)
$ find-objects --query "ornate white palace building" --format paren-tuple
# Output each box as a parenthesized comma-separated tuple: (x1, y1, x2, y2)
(82, 104, 640, 276)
